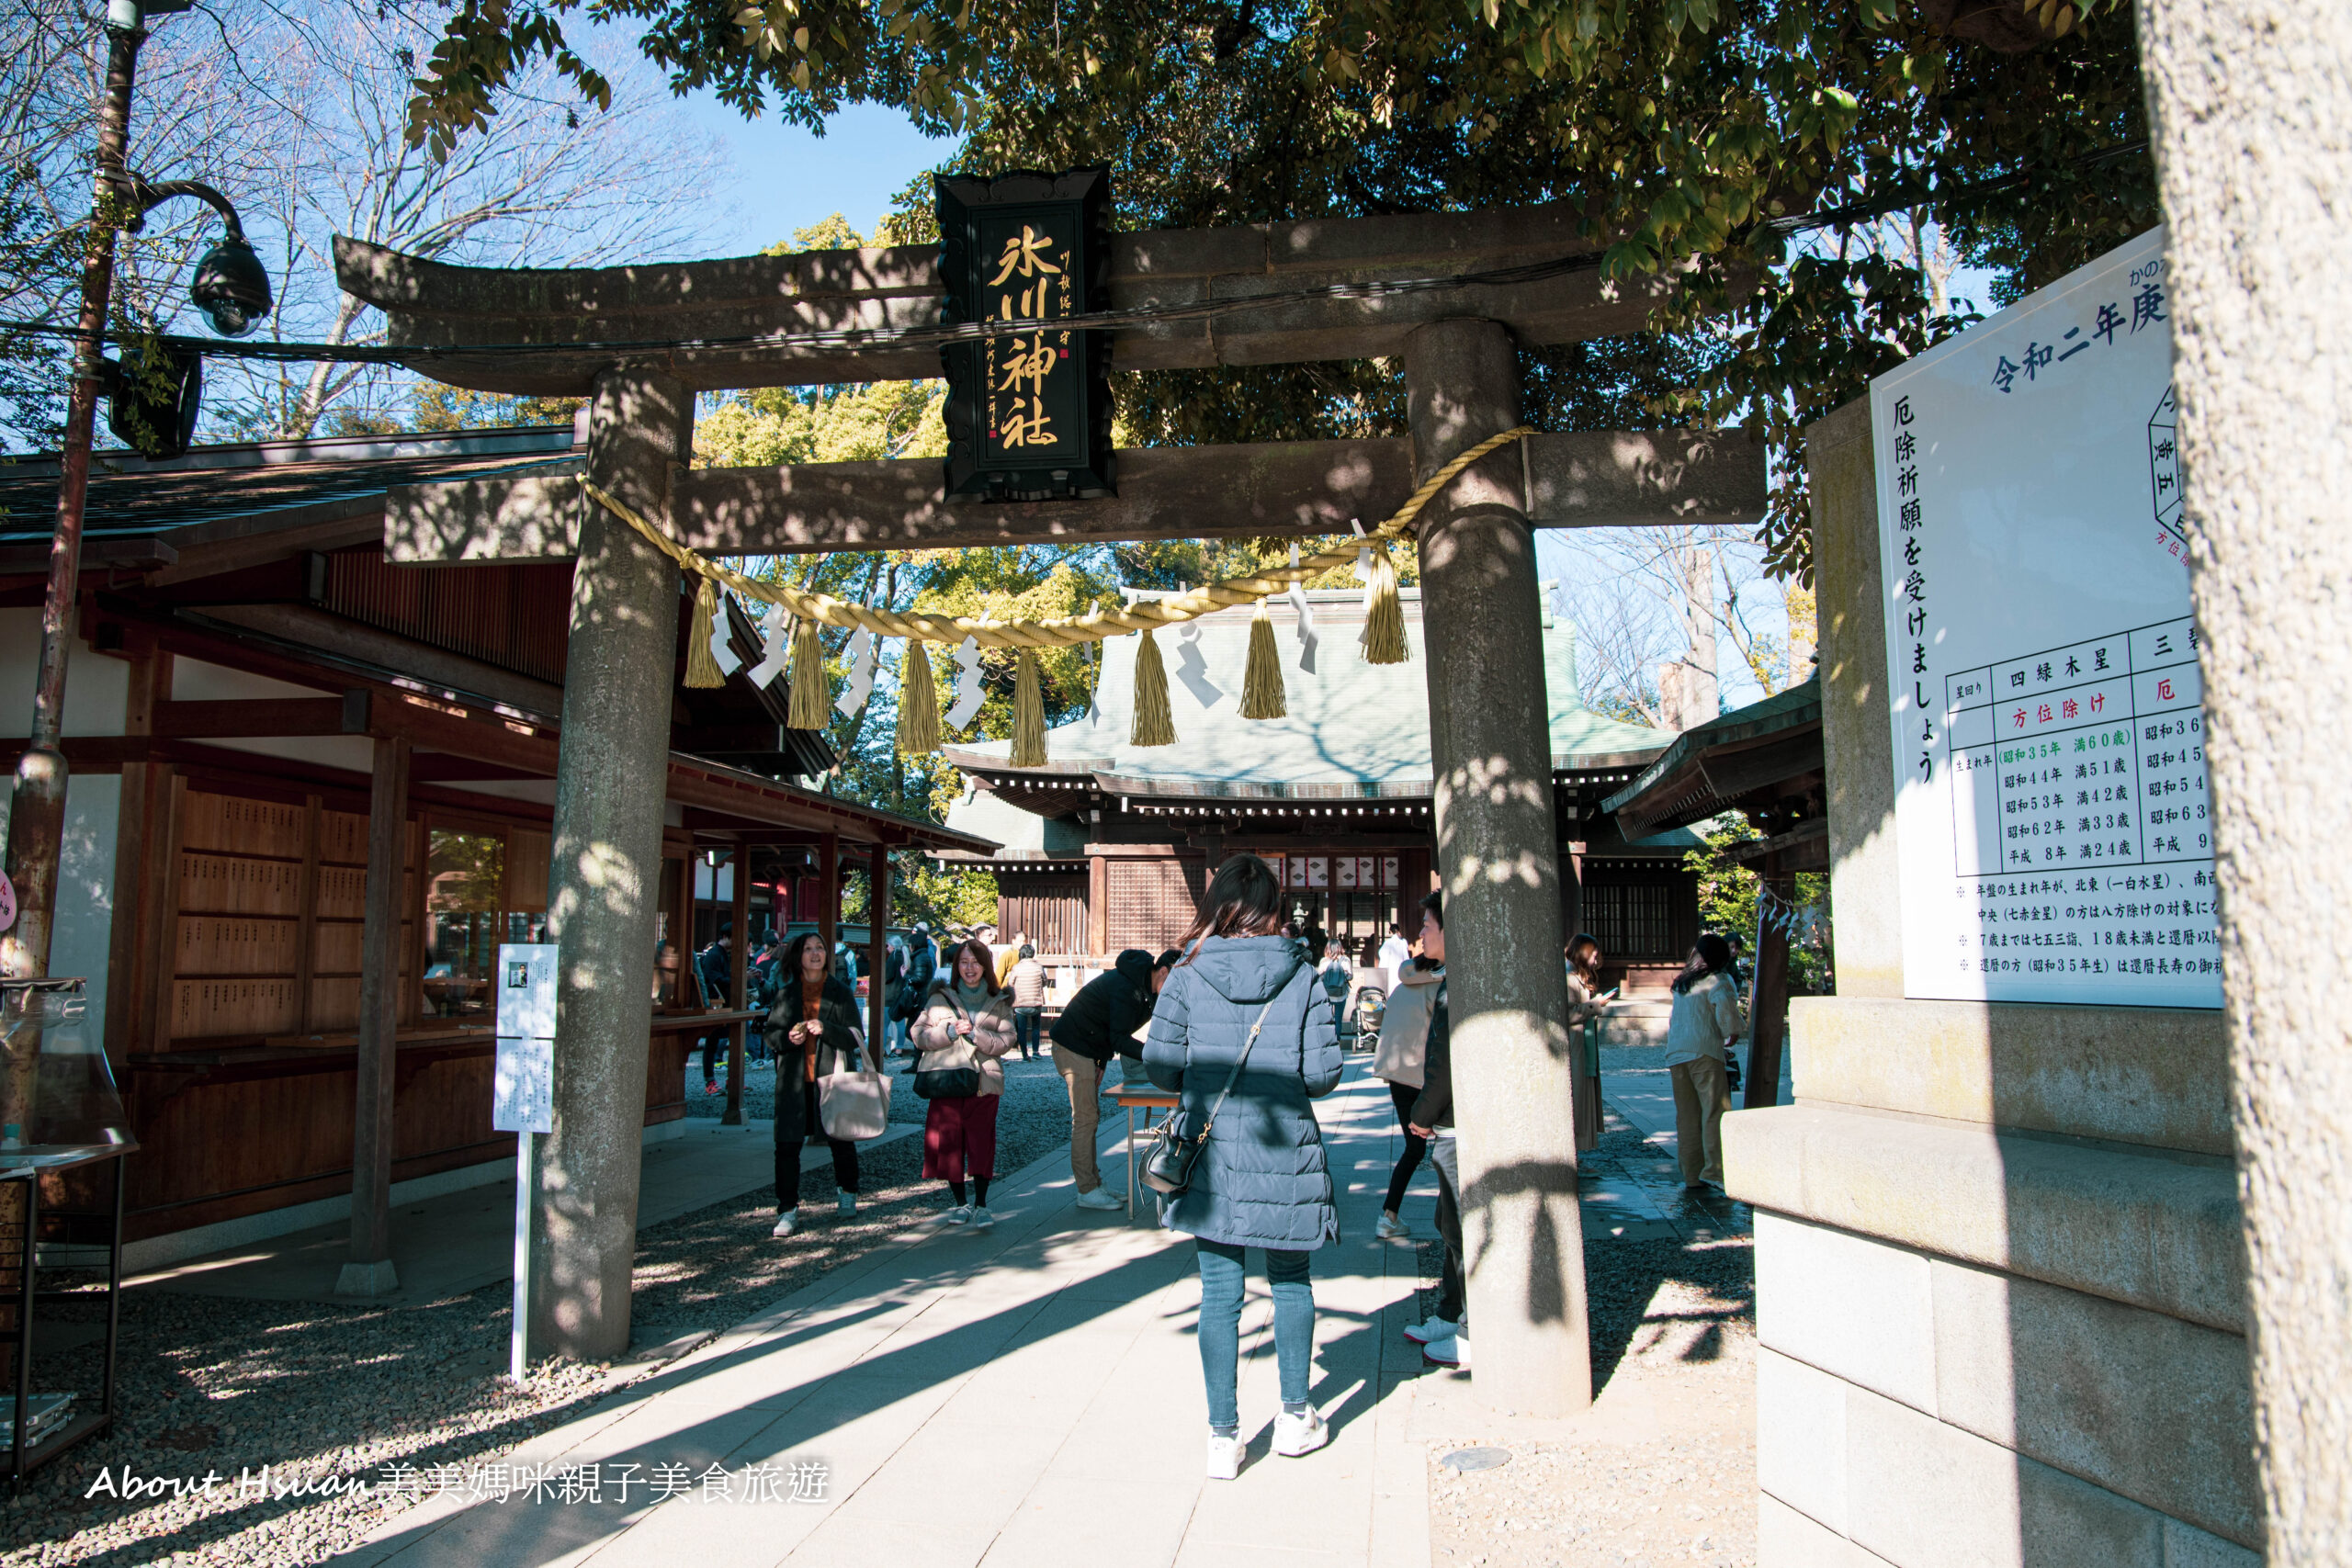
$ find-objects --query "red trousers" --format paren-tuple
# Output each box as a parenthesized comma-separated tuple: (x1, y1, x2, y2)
(923, 1093, 1001, 1181)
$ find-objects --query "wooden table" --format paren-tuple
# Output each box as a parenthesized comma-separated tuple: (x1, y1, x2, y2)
(1110, 1086, 1180, 1224)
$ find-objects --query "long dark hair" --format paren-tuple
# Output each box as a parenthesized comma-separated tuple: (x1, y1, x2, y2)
(941, 937, 1001, 996)
(1672, 932, 1736, 995)
(1178, 854, 1285, 958)
(782, 931, 830, 982)
(1566, 931, 1602, 984)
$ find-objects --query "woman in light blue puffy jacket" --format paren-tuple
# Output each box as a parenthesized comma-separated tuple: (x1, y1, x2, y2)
(1145, 853, 1342, 1482)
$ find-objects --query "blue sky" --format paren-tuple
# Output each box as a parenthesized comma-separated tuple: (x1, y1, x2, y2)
(667, 98, 955, 255)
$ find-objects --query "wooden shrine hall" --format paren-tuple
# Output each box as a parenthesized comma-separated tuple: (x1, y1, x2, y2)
(0, 423, 990, 1278)
(330, 184, 1769, 1405)
(941, 587, 1705, 996)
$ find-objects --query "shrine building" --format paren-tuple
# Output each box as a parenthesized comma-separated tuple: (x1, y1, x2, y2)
(942, 586, 1703, 992)
(0, 423, 988, 1274)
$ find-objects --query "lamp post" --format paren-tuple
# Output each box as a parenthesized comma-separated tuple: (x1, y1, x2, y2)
(0, 0, 268, 982)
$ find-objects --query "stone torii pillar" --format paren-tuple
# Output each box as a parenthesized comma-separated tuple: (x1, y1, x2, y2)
(530, 366, 692, 1363)
(1407, 318, 1590, 1413)
(2141, 0, 2352, 1552)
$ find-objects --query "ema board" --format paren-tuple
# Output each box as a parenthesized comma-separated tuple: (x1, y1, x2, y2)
(1871, 227, 2220, 1009)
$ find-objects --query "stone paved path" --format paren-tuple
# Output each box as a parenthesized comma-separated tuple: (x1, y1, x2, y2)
(330, 1059, 1436, 1568)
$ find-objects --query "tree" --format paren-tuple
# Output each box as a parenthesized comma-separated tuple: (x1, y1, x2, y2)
(396, 0, 2156, 581)
(1554, 524, 1804, 729)
(0, 0, 726, 449)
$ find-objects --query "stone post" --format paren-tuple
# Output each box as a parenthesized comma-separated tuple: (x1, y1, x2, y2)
(533, 366, 690, 1362)
(1405, 317, 1590, 1414)
(2141, 6, 2352, 1555)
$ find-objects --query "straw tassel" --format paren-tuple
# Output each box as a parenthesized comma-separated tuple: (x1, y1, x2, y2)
(1131, 629, 1176, 747)
(1010, 648, 1047, 768)
(786, 615, 831, 729)
(1239, 603, 1288, 719)
(896, 639, 940, 756)
(684, 576, 725, 688)
(1362, 544, 1408, 665)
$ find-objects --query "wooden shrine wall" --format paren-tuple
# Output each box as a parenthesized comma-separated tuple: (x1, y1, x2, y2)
(164, 786, 417, 1045)
(1104, 855, 1205, 954)
(1578, 854, 1700, 989)
(115, 780, 615, 1242)
(993, 875, 1089, 958)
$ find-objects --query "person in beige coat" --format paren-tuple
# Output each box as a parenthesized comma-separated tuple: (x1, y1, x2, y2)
(1664, 933, 1745, 1190)
(910, 939, 1019, 1227)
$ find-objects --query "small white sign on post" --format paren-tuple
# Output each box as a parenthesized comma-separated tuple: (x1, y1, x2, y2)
(1870, 227, 2220, 1009)
(492, 1037, 553, 1135)
(495, 943, 558, 1383)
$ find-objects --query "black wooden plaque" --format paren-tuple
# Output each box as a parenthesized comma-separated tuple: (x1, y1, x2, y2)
(937, 168, 1115, 501)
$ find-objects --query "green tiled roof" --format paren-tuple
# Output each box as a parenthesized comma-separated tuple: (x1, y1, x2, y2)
(944, 588, 1669, 798)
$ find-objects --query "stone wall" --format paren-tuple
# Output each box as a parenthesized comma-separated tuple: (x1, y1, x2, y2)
(1724, 398, 2259, 1566)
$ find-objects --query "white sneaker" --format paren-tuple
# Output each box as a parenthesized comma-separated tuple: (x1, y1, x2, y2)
(1422, 1333, 1470, 1368)
(836, 1192, 857, 1217)
(770, 1211, 798, 1238)
(1272, 1407, 1329, 1458)
(1204, 1433, 1241, 1481)
(1402, 1315, 1456, 1345)
(1375, 1213, 1413, 1240)
(1074, 1188, 1125, 1211)
(969, 1205, 996, 1229)
(933, 1204, 972, 1225)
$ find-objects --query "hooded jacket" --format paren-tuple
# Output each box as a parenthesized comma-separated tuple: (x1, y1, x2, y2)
(1050, 949, 1158, 1062)
(1144, 933, 1344, 1251)
(1371, 958, 1444, 1089)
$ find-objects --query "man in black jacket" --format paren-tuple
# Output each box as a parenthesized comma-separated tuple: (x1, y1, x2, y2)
(694, 923, 735, 1094)
(1051, 950, 1163, 1211)
(1404, 892, 1468, 1368)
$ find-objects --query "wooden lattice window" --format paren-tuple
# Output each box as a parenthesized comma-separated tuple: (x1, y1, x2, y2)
(1105, 859, 1202, 954)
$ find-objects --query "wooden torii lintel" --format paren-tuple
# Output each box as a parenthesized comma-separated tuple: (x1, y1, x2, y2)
(333, 201, 1699, 397)
(384, 429, 1768, 564)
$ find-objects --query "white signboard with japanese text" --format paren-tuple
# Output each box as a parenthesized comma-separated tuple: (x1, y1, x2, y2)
(492, 1036, 553, 1134)
(493, 943, 558, 1134)
(1871, 227, 2221, 1009)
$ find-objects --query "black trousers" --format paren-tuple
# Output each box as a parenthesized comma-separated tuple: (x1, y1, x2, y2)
(1385, 1079, 1428, 1212)
(773, 1067, 859, 1212)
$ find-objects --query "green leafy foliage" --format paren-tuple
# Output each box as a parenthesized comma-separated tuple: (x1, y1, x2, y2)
(399, 0, 2156, 582)
(1683, 817, 1833, 995)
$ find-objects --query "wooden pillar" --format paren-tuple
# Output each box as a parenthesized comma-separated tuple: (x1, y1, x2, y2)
(1407, 316, 1590, 1414)
(532, 365, 691, 1362)
(101, 639, 164, 1062)
(866, 848, 892, 1050)
(818, 833, 838, 959)
(337, 732, 410, 1297)
(724, 846, 750, 1126)
(1745, 870, 1793, 1110)
(1559, 839, 1586, 945)
(1088, 852, 1108, 961)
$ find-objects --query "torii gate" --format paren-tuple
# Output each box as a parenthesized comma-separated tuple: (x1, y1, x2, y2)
(334, 201, 1767, 1412)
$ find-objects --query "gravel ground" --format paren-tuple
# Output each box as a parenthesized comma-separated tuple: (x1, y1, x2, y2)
(0, 1052, 1083, 1567)
(1420, 1109, 1759, 1568)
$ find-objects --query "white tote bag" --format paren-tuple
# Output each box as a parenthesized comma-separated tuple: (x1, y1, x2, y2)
(818, 1036, 892, 1142)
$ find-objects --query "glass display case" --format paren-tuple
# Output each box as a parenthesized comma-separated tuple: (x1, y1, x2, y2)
(0, 979, 130, 1483)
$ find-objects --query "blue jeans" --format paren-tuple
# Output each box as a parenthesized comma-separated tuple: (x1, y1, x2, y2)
(1195, 1240, 1314, 1434)
(1012, 1007, 1043, 1055)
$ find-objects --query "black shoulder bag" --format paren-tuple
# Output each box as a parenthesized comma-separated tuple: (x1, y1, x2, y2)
(912, 991, 983, 1100)
(1141, 991, 1283, 1197)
